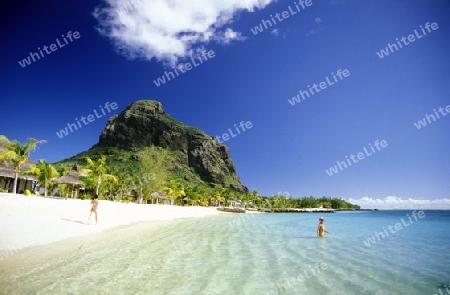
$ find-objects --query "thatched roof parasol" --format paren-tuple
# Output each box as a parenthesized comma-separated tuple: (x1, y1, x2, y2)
(151, 191, 166, 199)
(67, 170, 88, 177)
(183, 196, 192, 201)
(53, 174, 84, 199)
(53, 174, 84, 185)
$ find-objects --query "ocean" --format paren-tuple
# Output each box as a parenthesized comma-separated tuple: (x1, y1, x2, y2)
(1, 210, 449, 295)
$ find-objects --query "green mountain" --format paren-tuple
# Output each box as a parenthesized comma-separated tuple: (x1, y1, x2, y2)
(55, 100, 248, 193)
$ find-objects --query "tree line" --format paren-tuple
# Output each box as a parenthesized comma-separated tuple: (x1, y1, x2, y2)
(0, 136, 360, 210)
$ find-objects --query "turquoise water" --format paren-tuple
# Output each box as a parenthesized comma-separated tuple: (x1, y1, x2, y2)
(1, 210, 450, 295)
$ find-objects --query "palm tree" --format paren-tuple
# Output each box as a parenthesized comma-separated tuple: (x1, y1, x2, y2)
(23, 160, 59, 196)
(171, 180, 186, 205)
(240, 193, 251, 209)
(186, 184, 210, 206)
(58, 166, 69, 178)
(0, 136, 46, 194)
(211, 186, 227, 207)
(262, 198, 273, 211)
(163, 180, 185, 205)
(132, 172, 158, 204)
(84, 155, 117, 195)
(114, 172, 128, 201)
(272, 195, 282, 209)
(57, 183, 70, 199)
(248, 189, 260, 209)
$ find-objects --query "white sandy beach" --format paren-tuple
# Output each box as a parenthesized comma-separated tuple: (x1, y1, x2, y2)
(0, 193, 221, 253)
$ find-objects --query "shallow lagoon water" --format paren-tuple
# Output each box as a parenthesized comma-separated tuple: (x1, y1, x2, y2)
(1, 210, 449, 295)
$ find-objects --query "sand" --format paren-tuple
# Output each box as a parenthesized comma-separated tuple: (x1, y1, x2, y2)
(0, 193, 221, 254)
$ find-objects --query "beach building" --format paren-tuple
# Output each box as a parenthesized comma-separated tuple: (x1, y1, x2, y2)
(229, 198, 242, 207)
(0, 144, 36, 193)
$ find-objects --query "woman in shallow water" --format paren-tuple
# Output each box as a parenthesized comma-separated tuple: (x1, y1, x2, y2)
(87, 195, 99, 225)
(317, 217, 331, 237)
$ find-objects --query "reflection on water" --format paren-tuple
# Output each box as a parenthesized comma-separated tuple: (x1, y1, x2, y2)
(1, 211, 449, 295)
(318, 236, 329, 259)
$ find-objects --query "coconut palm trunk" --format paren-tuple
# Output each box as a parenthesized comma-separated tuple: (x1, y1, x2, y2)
(85, 156, 117, 198)
(44, 179, 48, 196)
(12, 166, 19, 194)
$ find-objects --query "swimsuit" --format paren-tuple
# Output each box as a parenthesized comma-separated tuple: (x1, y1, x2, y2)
(91, 201, 98, 212)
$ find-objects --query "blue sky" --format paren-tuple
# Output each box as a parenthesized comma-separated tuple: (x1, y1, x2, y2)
(1, 0, 449, 208)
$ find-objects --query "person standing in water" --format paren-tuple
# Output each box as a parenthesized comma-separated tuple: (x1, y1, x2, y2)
(87, 195, 99, 225)
(317, 217, 331, 237)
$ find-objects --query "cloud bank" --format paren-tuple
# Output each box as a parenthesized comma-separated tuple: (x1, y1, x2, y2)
(347, 196, 450, 210)
(93, 0, 274, 64)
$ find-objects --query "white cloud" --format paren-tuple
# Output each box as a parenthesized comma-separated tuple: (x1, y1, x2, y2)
(217, 28, 245, 44)
(306, 17, 323, 36)
(270, 28, 287, 38)
(347, 196, 450, 210)
(270, 28, 280, 36)
(306, 28, 323, 36)
(93, 0, 274, 64)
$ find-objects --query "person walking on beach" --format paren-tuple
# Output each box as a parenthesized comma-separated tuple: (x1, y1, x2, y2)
(87, 195, 99, 225)
(317, 217, 331, 237)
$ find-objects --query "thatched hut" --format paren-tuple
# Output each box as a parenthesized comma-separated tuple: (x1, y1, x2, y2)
(183, 196, 192, 206)
(150, 191, 167, 204)
(0, 144, 37, 193)
(52, 173, 84, 199)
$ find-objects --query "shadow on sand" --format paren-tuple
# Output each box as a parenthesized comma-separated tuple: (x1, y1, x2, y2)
(61, 218, 84, 225)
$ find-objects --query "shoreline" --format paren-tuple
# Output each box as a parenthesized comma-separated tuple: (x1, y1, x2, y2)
(0, 217, 198, 273)
(0, 193, 222, 254)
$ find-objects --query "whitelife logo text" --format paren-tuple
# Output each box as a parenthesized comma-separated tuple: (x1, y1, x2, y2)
(18, 31, 81, 68)
(55, 102, 118, 139)
(153, 50, 215, 87)
(376, 22, 439, 59)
